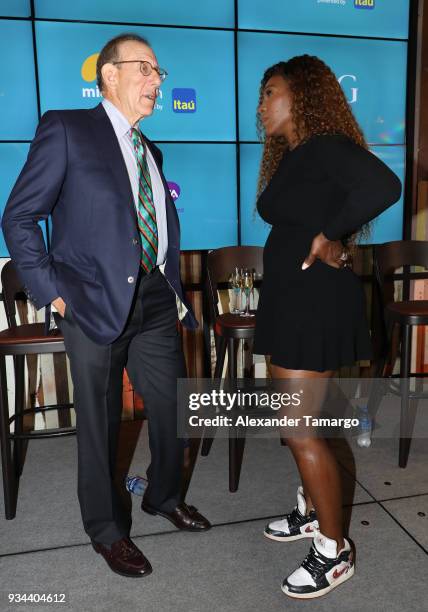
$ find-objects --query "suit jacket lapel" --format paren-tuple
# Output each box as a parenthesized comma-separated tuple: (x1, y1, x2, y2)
(87, 104, 135, 219)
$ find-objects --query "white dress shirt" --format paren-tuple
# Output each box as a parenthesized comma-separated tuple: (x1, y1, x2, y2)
(102, 98, 168, 265)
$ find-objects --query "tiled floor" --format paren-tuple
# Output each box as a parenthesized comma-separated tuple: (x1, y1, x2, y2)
(0, 423, 427, 612)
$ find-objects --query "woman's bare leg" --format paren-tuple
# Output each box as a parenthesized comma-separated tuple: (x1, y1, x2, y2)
(270, 363, 344, 550)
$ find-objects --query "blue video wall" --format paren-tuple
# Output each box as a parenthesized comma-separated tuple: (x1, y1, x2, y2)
(0, 1, 410, 252)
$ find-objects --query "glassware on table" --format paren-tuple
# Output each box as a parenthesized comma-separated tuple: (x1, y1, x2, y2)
(240, 268, 255, 317)
(229, 267, 243, 313)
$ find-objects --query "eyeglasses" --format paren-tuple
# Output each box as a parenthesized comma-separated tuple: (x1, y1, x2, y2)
(112, 60, 168, 81)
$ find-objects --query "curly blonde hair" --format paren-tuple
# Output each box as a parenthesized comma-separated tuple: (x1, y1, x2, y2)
(256, 54, 370, 245)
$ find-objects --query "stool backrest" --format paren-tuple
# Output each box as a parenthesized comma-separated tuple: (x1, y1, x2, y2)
(1, 260, 26, 328)
(206, 246, 263, 325)
(374, 240, 428, 307)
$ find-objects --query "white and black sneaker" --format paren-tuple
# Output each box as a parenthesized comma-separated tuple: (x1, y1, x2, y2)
(264, 486, 319, 542)
(282, 529, 354, 599)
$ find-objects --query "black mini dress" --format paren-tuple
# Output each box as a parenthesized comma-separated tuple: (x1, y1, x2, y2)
(253, 134, 402, 372)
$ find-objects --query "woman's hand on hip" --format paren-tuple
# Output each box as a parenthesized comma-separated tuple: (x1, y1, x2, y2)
(301, 232, 349, 270)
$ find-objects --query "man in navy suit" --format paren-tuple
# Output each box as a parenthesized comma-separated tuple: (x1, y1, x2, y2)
(2, 33, 210, 578)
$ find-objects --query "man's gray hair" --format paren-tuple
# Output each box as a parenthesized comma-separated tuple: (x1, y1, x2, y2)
(96, 33, 151, 92)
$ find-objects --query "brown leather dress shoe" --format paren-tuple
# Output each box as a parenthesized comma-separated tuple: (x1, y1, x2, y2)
(141, 500, 211, 531)
(92, 537, 152, 578)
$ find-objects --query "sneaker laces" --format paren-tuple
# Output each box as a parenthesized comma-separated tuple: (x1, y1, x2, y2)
(301, 543, 336, 581)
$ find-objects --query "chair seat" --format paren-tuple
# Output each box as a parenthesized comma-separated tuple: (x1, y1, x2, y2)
(215, 313, 256, 338)
(386, 300, 428, 325)
(0, 323, 64, 345)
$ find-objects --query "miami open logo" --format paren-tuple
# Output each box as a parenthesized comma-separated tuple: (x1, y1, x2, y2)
(81, 53, 101, 98)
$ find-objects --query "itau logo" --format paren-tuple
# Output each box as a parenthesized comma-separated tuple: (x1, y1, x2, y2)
(172, 88, 196, 113)
(354, 0, 375, 8)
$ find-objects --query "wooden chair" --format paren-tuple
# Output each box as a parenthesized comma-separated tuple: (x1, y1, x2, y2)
(201, 246, 263, 492)
(0, 261, 75, 519)
(368, 240, 428, 467)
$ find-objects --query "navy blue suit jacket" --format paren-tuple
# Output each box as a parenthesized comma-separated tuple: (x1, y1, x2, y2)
(2, 103, 198, 344)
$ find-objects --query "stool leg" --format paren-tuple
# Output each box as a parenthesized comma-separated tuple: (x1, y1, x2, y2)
(200, 427, 216, 457)
(0, 355, 18, 519)
(13, 355, 25, 477)
(242, 338, 254, 378)
(200, 433, 215, 457)
(399, 324, 411, 468)
(213, 335, 227, 379)
(367, 335, 391, 426)
(200, 336, 227, 457)
(228, 337, 237, 380)
(227, 338, 245, 492)
(229, 427, 245, 493)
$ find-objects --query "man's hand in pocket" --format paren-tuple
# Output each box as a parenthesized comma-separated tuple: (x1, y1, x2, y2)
(52, 296, 67, 317)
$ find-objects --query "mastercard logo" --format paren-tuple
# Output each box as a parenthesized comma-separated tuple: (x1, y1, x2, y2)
(81, 53, 99, 82)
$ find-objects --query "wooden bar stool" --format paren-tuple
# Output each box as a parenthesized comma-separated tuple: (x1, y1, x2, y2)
(201, 246, 263, 492)
(368, 240, 428, 468)
(0, 261, 75, 519)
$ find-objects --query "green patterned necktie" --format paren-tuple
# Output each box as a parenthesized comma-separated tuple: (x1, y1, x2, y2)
(130, 128, 158, 273)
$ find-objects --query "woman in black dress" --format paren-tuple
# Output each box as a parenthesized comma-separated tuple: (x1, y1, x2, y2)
(254, 55, 401, 599)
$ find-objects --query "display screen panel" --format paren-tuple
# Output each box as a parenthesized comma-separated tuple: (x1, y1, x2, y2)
(0, 144, 31, 256)
(35, 0, 234, 28)
(238, 32, 407, 145)
(0, 21, 38, 140)
(0, 142, 237, 254)
(35, 21, 235, 142)
(0, 3, 410, 255)
(0, 1, 30, 17)
(239, 143, 405, 247)
(239, 144, 267, 247)
(239, 0, 410, 40)
(161, 144, 237, 250)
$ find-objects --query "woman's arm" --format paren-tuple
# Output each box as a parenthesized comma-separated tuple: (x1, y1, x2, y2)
(317, 135, 402, 241)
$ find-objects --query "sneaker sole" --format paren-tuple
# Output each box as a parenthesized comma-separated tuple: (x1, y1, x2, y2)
(281, 565, 354, 599)
(263, 530, 315, 542)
